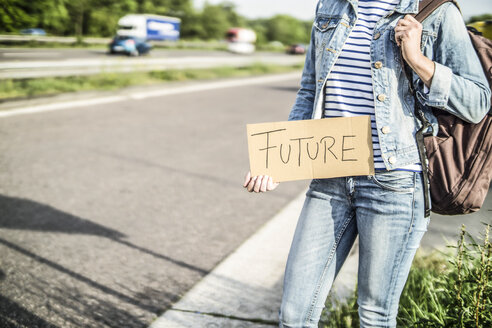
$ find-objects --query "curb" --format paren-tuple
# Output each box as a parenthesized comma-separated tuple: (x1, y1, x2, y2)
(149, 191, 358, 328)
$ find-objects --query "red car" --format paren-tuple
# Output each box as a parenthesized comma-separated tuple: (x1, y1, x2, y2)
(286, 44, 306, 55)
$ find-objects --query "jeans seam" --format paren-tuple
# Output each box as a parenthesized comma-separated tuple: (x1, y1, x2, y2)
(408, 173, 417, 233)
(370, 175, 415, 193)
(385, 175, 416, 321)
(384, 239, 407, 322)
(305, 213, 354, 325)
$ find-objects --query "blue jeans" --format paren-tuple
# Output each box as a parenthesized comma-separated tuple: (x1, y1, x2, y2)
(279, 171, 429, 328)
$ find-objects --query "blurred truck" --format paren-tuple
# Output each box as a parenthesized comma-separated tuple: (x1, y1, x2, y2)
(226, 28, 257, 54)
(116, 14, 181, 41)
(109, 14, 181, 56)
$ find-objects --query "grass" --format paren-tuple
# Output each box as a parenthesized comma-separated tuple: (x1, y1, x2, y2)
(320, 224, 492, 328)
(0, 63, 302, 101)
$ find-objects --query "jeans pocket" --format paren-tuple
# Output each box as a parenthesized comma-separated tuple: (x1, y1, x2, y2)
(370, 171, 416, 193)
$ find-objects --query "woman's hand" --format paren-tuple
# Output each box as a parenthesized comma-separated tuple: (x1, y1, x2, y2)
(395, 15, 435, 87)
(243, 171, 279, 193)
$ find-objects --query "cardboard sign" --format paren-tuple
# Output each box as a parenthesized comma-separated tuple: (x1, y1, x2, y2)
(247, 116, 375, 182)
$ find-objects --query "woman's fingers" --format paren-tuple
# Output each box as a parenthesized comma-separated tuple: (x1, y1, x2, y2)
(394, 15, 422, 50)
(260, 175, 269, 192)
(243, 171, 252, 187)
(254, 175, 264, 193)
(397, 15, 413, 26)
(244, 173, 279, 193)
(247, 175, 257, 192)
(267, 176, 279, 191)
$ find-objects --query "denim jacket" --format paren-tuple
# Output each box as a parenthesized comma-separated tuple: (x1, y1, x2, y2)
(288, 0, 491, 170)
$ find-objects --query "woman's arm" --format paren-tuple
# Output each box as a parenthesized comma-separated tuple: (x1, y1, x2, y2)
(395, 15, 435, 87)
(395, 4, 490, 123)
(288, 9, 319, 121)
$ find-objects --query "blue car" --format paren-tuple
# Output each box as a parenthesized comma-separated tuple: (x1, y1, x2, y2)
(20, 28, 46, 36)
(109, 35, 152, 56)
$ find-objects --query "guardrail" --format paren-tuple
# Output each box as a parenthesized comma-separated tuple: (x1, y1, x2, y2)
(0, 34, 110, 44)
(0, 55, 305, 79)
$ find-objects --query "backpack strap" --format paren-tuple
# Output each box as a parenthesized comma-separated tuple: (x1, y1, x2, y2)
(403, 0, 460, 217)
(414, 0, 452, 22)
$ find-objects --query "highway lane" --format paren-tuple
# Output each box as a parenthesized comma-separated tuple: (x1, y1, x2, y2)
(0, 75, 307, 327)
(0, 48, 303, 79)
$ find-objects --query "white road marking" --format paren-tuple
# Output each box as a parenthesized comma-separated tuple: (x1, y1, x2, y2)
(148, 189, 358, 327)
(2, 52, 61, 58)
(149, 191, 306, 328)
(0, 72, 301, 118)
(0, 96, 126, 118)
(0, 55, 304, 79)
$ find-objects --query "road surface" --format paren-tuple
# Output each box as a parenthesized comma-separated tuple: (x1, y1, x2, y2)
(0, 75, 307, 327)
(0, 48, 304, 79)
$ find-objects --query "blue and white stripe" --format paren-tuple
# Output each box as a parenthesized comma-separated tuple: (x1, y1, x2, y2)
(324, 0, 421, 172)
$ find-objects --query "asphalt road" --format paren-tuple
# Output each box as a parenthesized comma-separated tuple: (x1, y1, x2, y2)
(0, 48, 285, 62)
(0, 76, 308, 327)
(0, 74, 490, 328)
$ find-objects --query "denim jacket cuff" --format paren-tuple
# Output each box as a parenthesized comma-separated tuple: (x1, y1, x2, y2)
(416, 62, 452, 108)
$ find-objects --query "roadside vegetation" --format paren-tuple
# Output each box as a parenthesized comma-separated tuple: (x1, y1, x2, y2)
(0, 0, 312, 48)
(321, 224, 491, 328)
(0, 63, 302, 101)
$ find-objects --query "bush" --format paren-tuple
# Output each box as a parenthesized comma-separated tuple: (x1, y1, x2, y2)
(321, 225, 492, 328)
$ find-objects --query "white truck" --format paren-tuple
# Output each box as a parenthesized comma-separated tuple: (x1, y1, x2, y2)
(116, 14, 181, 41)
(226, 28, 257, 54)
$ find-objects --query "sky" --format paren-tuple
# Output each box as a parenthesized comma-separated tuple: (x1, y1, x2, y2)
(194, 0, 492, 21)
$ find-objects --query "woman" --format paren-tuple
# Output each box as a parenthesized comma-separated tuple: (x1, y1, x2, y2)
(244, 0, 490, 327)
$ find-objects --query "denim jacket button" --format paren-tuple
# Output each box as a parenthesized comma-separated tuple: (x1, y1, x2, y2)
(388, 156, 396, 164)
(373, 32, 381, 40)
(382, 126, 391, 134)
(374, 61, 383, 69)
(377, 94, 387, 102)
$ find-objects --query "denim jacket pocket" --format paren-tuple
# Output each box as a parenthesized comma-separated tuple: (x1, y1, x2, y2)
(314, 15, 340, 52)
(370, 171, 416, 193)
(420, 29, 435, 52)
(314, 15, 340, 32)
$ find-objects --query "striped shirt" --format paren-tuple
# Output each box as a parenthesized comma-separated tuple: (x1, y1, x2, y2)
(324, 0, 421, 172)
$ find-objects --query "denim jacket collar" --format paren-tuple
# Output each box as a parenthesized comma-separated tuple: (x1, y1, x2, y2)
(344, 0, 419, 14)
(394, 0, 420, 15)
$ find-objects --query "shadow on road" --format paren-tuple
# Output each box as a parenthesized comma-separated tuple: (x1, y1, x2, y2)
(0, 195, 125, 238)
(0, 294, 60, 328)
(0, 194, 210, 327)
(0, 194, 291, 327)
(0, 194, 208, 274)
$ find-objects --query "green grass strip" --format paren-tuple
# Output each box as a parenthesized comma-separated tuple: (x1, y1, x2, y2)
(0, 63, 302, 101)
(320, 224, 492, 328)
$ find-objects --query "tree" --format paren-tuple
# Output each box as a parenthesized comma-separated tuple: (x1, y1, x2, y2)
(467, 14, 492, 24)
(198, 2, 245, 40)
(0, 0, 70, 34)
(264, 15, 311, 45)
(0, 0, 312, 44)
(86, 0, 138, 37)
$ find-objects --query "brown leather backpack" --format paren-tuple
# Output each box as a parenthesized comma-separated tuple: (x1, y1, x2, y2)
(405, 0, 492, 216)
